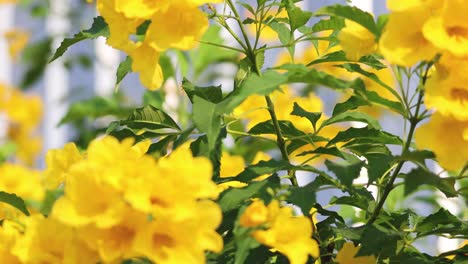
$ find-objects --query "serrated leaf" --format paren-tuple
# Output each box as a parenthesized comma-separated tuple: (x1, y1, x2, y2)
(21, 38, 52, 89)
(121, 105, 180, 131)
(286, 3, 312, 32)
(357, 225, 400, 257)
(50, 16, 109, 62)
(296, 146, 345, 159)
(182, 79, 223, 104)
(328, 127, 403, 146)
(116, 56, 132, 85)
(416, 208, 467, 237)
(333, 96, 370, 116)
(219, 181, 270, 212)
(0, 191, 30, 216)
(235, 159, 290, 182)
(322, 111, 381, 129)
(291, 102, 322, 131)
(280, 64, 354, 89)
(404, 167, 457, 198)
(310, 16, 345, 32)
(325, 157, 364, 188)
(315, 4, 378, 36)
(192, 96, 222, 151)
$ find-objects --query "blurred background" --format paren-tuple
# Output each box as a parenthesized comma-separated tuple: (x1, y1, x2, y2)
(0, 0, 464, 256)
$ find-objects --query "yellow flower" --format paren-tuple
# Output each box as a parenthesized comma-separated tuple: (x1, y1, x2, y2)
(77, 209, 147, 263)
(4, 29, 29, 61)
(145, 3, 208, 51)
(241, 200, 320, 264)
(0, 163, 44, 220)
(220, 152, 245, 178)
(0, 220, 22, 264)
(415, 112, 468, 171)
(424, 58, 468, 121)
(335, 242, 376, 264)
(339, 20, 377, 61)
(0, 84, 43, 164)
(43, 142, 82, 189)
(129, 42, 164, 90)
(239, 199, 269, 227)
(217, 152, 248, 191)
(379, 3, 441, 66)
(423, 1, 468, 57)
(12, 215, 99, 264)
(96, 0, 142, 53)
(133, 200, 223, 264)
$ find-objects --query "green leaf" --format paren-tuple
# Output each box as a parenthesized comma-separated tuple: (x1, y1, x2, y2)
(328, 127, 403, 146)
(119, 105, 181, 131)
(59, 96, 132, 126)
(192, 96, 222, 151)
(325, 157, 364, 188)
(296, 146, 346, 160)
(0, 191, 30, 216)
(269, 21, 292, 55)
(280, 64, 354, 89)
(404, 168, 457, 198)
(309, 16, 345, 32)
(50, 16, 109, 62)
(182, 79, 224, 104)
(290, 102, 322, 131)
(322, 111, 381, 129)
(333, 96, 370, 116)
(287, 175, 337, 214)
(147, 135, 178, 156)
(341, 63, 402, 105)
(40, 189, 64, 216)
(286, 3, 313, 32)
(416, 208, 467, 237)
(21, 38, 52, 89)
(191, 70, 286, 152)
(357, 225, 400, 257)
(219, 181, 270, 212)
(315, 4, 378, 36)
(116, 56, 132, 86)
(235, 159, 290, 182)
(248, 120, 305, 138)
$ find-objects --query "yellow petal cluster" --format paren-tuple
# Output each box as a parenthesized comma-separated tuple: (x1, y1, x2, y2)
(335, 242, 376, 264)
(0, 163, 44, 220)
(0, 84, 42, 165)
(0, 136, 222, 264)
(240, 200, 320, 264)
(379, 0, 442, 66)
(415, 112, 468, 171)
(339, 20, 377, 61)
(96, 0, 221, 90)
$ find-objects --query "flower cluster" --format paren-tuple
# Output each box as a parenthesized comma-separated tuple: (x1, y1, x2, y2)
(0, 136, 223, 263)
(0, 84, 42, 165)
(239, 199, 319, 264)
(96, 0, 222, 90)
(378, 0, 468, 171)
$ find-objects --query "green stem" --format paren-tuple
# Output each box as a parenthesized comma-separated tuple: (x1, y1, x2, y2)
(367, 66, 428, 225)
